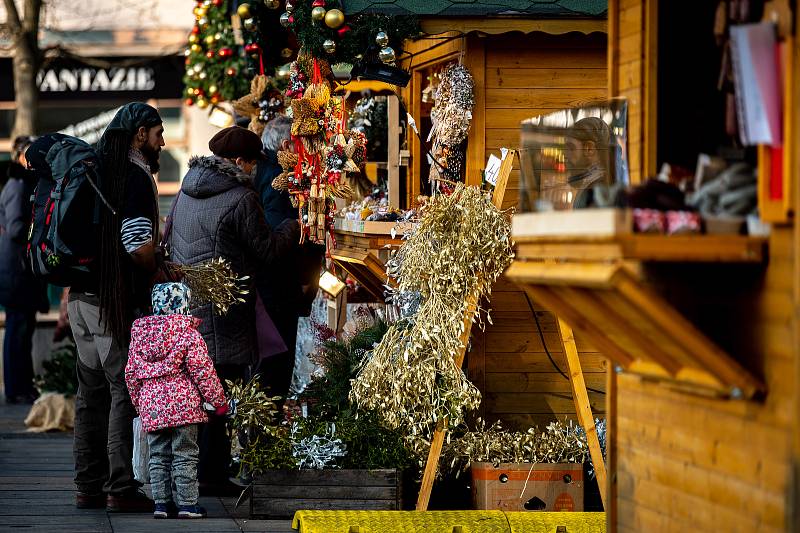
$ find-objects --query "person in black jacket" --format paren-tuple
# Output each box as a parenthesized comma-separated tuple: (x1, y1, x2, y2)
(255, 117, 323, 399)
(0, 135, 48, 404)
(168, 126, 299, 495)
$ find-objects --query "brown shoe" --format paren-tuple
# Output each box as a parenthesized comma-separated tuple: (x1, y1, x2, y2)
(106, 489, 153, 513)
(76, 491, 106, 509)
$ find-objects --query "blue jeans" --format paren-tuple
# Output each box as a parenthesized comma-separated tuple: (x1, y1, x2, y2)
(3, 308, 36, 400)
(148, 424, 200, 506)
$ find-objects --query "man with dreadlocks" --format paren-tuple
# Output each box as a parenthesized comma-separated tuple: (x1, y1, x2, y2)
(68, 102, 164, 513)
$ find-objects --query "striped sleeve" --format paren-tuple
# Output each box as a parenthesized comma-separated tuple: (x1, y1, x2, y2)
(120, 217, 153, 253)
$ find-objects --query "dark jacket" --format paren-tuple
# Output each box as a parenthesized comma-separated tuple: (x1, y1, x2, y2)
(168, 156, 299, 366)
(0, 164, 48, 312)
(253, 152, 323, 319)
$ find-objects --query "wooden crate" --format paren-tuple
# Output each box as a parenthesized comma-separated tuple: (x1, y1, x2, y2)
(472, 462, 584, 512)
(250, 469, 401, 518)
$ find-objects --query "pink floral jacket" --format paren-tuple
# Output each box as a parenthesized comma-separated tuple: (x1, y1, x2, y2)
(125, 314, 226, 433)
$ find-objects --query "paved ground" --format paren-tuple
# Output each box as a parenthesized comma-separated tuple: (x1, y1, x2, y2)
(0, 402, 294, 533)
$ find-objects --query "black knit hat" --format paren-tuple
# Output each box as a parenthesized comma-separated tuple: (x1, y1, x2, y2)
(208, 126, 266, 161)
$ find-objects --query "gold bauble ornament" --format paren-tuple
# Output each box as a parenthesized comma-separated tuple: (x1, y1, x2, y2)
(214, 32, 223, 40)
(197, 98, 209, 109)
(311, 6, 326, 21)
(190, 43, 202, 53)
(324, 8, 344, 28)
(237, 2, 252, 18)
(188, 34, 199, 44)
(281, 47, 293, 58)
(243, 17, 257, 31)
(263, 0, 280, 8)
(209, 84, 218, 95)
(322, 39, 336, 54)
(197, 6, 207, 17)
(205, 34, 216, 45)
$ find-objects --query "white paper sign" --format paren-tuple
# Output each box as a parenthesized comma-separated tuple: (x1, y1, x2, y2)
(484, 154, 502, 185)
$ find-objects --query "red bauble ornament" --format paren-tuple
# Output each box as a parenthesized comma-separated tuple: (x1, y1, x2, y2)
(288, 15, 294, 23)
(212, 0, 223, 5)
(196, 88, 205, 97)
(337, 24, 351, 37)
(244, 42, 260, 53)
(210, 95, 220, 104)
(185, 98, 195, 106)
(206, 50, 215, 58)
(218, 47, 233, 57)
(226, 67, 237, 76)
(192, 25, 200, 34)
(312, 0, 325, 6)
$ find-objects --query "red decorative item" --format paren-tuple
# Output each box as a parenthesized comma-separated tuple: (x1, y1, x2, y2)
(206, 50, 215, 58)
(210, 95, 220, 104)
(665, 211, 702, 235)
(312, 0, 325, 6)
(288, 15, 294, 23)
(337, 24, 351, 36)
(218, 47, 233, 57)
(196, 88, 205, 97)
(226, 67, 237, 76)
(632, 208, 666, 233)
(185, 98, 195, 106)
(212, 0, 223, 5)
(245, 42, 260, 53)
(191, 25, 200, 34)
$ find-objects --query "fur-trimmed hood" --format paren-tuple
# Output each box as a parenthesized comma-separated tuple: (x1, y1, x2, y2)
(181, 155, 253, 199)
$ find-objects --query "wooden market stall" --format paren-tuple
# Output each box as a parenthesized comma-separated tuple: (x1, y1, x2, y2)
(334, 0, 611, 428)
(504, 0, 800, 530)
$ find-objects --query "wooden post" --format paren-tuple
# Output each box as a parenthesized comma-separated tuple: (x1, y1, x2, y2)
(415, 151, 515, 511)
(557, 317, 607, 509)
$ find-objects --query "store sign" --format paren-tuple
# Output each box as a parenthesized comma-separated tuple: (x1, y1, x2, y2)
(0, 56, 184, 102)
(38, 67, 156, 93)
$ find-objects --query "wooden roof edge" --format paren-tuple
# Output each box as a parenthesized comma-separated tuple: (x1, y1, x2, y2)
(419, 17, 607, 36)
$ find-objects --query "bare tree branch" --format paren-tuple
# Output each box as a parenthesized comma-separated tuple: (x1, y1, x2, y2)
(22, 0, 43, 34)
(2, 0, 22, 32)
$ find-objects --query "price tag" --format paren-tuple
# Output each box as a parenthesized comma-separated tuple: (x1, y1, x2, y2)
(484, 154, 502, 185)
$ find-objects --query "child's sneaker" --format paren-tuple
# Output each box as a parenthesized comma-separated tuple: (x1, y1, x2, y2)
(153, 503, 169, 519)
(178, 505, 207, 519)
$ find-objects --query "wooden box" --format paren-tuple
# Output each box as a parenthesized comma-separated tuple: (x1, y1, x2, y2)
(471, 462, 584, 512)
(250, 469, 401, 518)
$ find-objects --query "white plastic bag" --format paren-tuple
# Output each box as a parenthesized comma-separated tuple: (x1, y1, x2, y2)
(132, 417, 150, 483)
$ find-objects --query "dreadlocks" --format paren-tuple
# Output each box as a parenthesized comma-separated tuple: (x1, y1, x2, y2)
(97, 130, 133, 342)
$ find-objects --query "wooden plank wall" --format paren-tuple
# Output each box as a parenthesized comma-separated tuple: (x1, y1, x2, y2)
(608, 0, 799, 530)
(460, 30, 609, 429)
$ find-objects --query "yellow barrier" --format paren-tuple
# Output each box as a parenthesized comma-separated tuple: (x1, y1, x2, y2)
(292, 510, 606, 533)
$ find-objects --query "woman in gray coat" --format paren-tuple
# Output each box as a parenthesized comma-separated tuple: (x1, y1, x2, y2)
(166, 126, 299, 493)
(0, 136, 48, 403)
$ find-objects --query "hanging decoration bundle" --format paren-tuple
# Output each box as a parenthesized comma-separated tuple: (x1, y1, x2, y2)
(350, 184, 514, 458)
(181, 257, 250, 315)
(271, 55, 362, 244)
(232, 74, 287, 136)
(428, 63, 475, 187)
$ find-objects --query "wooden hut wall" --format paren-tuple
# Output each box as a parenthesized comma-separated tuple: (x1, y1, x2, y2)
(400, 29, 608, 427)
(607, 1, 800, 530)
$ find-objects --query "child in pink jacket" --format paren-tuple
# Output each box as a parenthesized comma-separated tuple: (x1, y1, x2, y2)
(125, 282, 226, 519)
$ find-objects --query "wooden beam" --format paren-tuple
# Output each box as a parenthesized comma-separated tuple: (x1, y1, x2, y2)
(419, 18, 607, 37)
(558, 317, 607, 509)
(464, 34, 486, 188)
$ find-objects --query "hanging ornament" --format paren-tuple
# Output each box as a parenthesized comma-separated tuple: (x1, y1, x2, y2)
(198, 17, 209, 29)
(208, 84, 219, 95)
(280, 12, 291, 27)
(285, 0, 294, 12)
(202, 0, 212, 7)
(214, 32, 223, 40)
(311, 6, 326, 21)
(204, 34, 216, 45)
(192, 25, 200, 34)
(375, 30, 389, 47)
(237, 2, 252, 18)
(281, 47, 293, 58)
(210, 95, 220, 104)
(324, 8, 344, 28)
(263, 0, 280, 8)
(197, 6, 208, 17)
(183, 48, 192, 57)
(185, 98, 195, 106)
(245, 42, 261, 53)
(205, 50, 214, 58)
(188, 34, 199, 44)
(193, 64, 203, 73)
(199, 71, 208, 79)
(190, 43, 203, 53)
(212, 0, 223, 5)
(337, 24, 351, 37)
(192, 7, 202, 17)
(322, 39, 336, 54)
(243, 17, 257, 31)
(379, 46, 396, 64)
(197, 98, 209, 109)
(218, 47, 233, 57)
(226, 67, 237, 76)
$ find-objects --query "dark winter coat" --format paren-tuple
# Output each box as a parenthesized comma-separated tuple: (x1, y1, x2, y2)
(168, 156, 299, 366)
(0, 164, 48, 312)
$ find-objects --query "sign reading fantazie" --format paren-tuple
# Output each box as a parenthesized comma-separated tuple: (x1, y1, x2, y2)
(37, 67, 156, 93)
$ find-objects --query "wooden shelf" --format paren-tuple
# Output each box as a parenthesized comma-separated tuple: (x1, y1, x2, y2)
(507, 209, 769, 399)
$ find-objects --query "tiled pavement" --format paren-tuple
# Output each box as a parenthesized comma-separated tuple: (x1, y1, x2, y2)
(0, 403, 294, 533)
